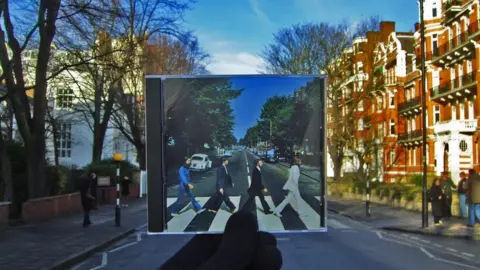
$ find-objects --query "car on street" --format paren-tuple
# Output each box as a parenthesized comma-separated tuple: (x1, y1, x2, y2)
(189, 153, 212, 172)
(224, 151, 233, 157)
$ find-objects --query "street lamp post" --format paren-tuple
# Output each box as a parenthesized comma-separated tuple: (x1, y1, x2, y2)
(366, 156, 372, 218)
(420, 0, 429, 228)
(375, 138, 380, 182)
(113, 152, 123, 227)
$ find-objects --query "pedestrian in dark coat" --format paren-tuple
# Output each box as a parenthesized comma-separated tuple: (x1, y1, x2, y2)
(79, 174, 95, 227)
(430, 178, 444, 225)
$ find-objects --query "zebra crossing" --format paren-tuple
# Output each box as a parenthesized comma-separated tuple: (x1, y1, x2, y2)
(164, 195, 350, 232)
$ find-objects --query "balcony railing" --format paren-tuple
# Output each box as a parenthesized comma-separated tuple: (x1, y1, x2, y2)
(398, 129, 423, 143)
(431, 20, 480, 64)
(430, 71, 477, 100)
(398, 96, 422, 114)
(434, 119, 477, 134)
(443, 0, 462, 14)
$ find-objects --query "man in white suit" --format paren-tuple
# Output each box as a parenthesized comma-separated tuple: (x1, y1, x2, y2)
(273, 156, 307, 217)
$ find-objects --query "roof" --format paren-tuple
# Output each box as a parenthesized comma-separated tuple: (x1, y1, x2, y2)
(398, 35, 415, 53)
(191, 153, 208, 157)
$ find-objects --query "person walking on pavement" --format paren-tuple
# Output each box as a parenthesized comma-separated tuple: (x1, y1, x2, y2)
(274, 156, 307, 218)
(89, 172, 98, 210)
(457, 172, 469, 218)
(79, 172, 95, 227)
(466, 169, 480, 227)
(171, 158, 205, 216)
(241, 159, 273, 214)
(430, 178, 444, 225)
(208, 157, 237, 213)
(121, 176, 132, 207)
(440, 172, 456, 219)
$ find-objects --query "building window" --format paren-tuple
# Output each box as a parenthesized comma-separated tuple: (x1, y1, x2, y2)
(434, 105, 440, 124)
(426, 144, 429, 164)
(377, 96, 383, 111)
(460, 140, 468, 152)
(389, 92, 395, 108)
(56, 88, 74, 108)
(56, 122, 72, 158)
(389, 119, 396, 135)
(432, 7, 437, 18)
(390, 150, 396, 165)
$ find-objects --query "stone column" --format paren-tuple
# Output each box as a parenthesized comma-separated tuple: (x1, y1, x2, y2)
(469, 101, 474, 120)
(460, 103, 465, 120)
(434, 138, 443, 176)
(452, 105, 457, 120)
(448, 133, 461, 183)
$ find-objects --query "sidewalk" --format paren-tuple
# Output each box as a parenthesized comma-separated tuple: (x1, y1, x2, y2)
(0, 198, 147, 270)
(328, 197, 480, 240)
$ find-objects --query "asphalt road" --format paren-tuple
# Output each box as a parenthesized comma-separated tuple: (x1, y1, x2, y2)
(164, 150, 323, 233)
(72, 211, 480, 270)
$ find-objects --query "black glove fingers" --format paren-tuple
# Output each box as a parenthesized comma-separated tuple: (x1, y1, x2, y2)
(248, 245, 283, 270)
(159, 234, 222, 270)
(257, 231, 277, 247)
(197, 211, 259, 270)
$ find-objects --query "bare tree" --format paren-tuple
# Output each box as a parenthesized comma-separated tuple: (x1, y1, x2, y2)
(260, 17, 380, 181)
(111, 34, 209, 169)
(54, 0, 196, 163)
(0, 0, 62, 199)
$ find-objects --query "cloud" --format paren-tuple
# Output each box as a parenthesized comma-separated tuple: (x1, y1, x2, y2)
(207, 52, 264, 74)
(249, 0, 273, 25)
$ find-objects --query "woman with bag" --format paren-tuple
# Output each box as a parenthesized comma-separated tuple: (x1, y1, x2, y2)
(273, 156, 307, 217)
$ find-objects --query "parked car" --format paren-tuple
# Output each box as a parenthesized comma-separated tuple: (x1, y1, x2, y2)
(264, 148, 278, 163)
(189, 153, 212, 172)
(224, 151, 233, 157)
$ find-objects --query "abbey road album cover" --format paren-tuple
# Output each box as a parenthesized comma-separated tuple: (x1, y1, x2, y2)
(145, 75, 326, 234)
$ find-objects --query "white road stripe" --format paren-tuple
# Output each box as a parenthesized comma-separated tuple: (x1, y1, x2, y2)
(109, 242, 138, 253)
(209, 196, 241, 232)
(297, 197, 322, 230)
(433, 244, 443, 248)
(328, 219, 351, 229)
(89, 252, 108, 270)
(167, 197, 210, 232)
(247, 167, 250, 174)
(419, 247, 435, 259)
(462, 253, 475, 257)
(248, 175, 251, 186)
(167, 198, 176, 207)
(447, 248, 458, 253)
(256, 196, 284, 231)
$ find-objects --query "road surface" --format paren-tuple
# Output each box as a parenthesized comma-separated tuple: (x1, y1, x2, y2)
(164, 149, 323, 233)
(72, 210, 480, 270)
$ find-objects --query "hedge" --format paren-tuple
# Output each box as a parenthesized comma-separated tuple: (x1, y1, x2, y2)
(83, 159, 140, 186)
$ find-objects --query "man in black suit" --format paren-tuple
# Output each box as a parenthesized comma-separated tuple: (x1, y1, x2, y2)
(208, 157, 236, 213)
(242, 159, 272, 214)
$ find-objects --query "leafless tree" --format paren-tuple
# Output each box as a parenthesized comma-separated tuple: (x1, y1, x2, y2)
(111, 34, 209, 169)
(260, 17, 381, 182)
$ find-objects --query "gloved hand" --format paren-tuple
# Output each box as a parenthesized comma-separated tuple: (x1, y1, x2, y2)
(159, 211, 283, 270)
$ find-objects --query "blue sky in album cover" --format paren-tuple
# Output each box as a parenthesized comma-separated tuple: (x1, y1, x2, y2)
(230, 76, 314, 140)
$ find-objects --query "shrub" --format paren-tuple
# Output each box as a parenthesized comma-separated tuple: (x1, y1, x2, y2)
(45, 165, 71, 195)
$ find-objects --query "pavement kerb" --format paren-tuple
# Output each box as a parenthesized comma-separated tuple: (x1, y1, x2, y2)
(327, 207, 355, 220)
(47, 227, 136, 270)
(380, 226, 480, 241)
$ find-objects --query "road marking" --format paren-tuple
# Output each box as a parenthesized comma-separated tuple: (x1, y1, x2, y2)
(435, 257, 480, 269)
(462, 252, 476, 257)
(167, 197, 210, 232)
(419, 239, 430, 244)
(209, 196, 241, 232)
(247, 167, 250, 174)
(419, 247, 435, 259)
(167, 198, 176, 207)
(247, 175, 251, 186)
(277, 237, 290, 241)
(296, 197, 322, 230)
(433, 244, 443, 248)
(89, 252, 108, 270)
(447, 248, 458, 253)
(256, 196, 284, 231)
(109, 242, 138, 253)
(411, 236, 420, 240)
(376, 232, 415, 247)
(137, 232, 142, 241)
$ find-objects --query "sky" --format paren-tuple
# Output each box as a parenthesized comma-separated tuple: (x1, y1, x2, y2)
(184, 0, 419, 74)
(229, 76, 314, 140)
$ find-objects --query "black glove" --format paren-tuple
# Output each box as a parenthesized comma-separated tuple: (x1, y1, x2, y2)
(159, 211, 283, 270)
